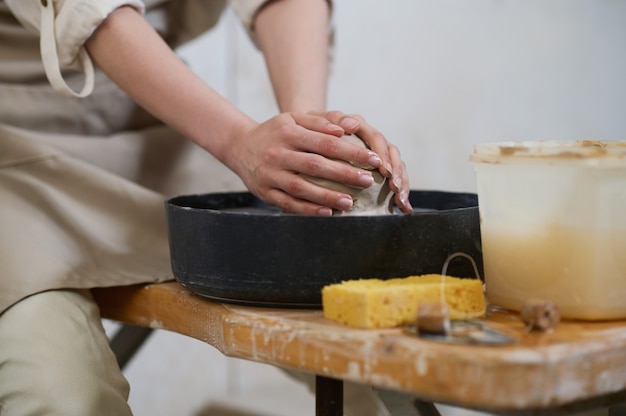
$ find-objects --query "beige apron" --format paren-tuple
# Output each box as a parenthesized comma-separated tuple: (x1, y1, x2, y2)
(0, 0, 267, 313)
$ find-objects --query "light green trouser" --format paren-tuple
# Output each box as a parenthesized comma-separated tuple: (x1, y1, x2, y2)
(0, 289, 388, 416)
(0, 289, 132, 416)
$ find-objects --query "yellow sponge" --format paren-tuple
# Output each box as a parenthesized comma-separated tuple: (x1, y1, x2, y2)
(322, 274, 486, 328)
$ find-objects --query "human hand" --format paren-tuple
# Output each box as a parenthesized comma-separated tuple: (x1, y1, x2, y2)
(227, 111, 406, 215)
(227, 111, 412, 215)
(310, 110, 412, 213)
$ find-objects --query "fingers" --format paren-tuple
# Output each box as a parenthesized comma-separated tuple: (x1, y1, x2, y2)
(258, 172, 355, 216)
(352, 120, 394, 178)
(290, 111, 413, 213)
(236, 111, 412, 216)
(287, 151, 376, 189)
(255, 152, 374, 213)
(309, 110, 361, 134)
(259, 149, 410, 216)
(308, 111, 393, 176)
(307, 110, 412, 213)
(287, 119, 384, 171)
(387, 144, 413, 213)
(290, 113, 346, 138)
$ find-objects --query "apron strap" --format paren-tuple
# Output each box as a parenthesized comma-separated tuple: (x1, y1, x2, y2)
(40, 0, 95, 98)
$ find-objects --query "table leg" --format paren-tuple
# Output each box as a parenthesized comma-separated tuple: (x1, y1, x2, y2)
(109, 324, 154, 369)
(413, 400, 442, 416)
(609, 404, 626, 415)
(376, 388, 441, 415)
(316, 375, 343, 416)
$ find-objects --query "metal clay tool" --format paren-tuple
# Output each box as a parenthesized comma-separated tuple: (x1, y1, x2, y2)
(406, 319, 515, 346)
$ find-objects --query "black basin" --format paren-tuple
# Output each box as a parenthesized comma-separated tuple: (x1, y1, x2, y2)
(165, 190, 483, 308)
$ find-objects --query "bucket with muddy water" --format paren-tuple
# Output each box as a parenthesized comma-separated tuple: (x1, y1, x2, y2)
(471, 140, 626, 320)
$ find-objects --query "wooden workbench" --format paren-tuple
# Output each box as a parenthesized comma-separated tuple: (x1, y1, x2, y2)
(92, 282, 626, 415)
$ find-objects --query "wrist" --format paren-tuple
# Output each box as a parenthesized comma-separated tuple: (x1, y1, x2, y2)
(280, 96, 327, 114)
(204, 114, 258, 175)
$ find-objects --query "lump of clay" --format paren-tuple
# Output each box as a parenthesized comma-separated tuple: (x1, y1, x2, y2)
(301, 135, 394, 216)
(521, 298, 561, 332)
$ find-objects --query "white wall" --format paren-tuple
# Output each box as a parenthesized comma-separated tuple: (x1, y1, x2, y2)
(348, 1, 626, 191)
(230, 0, 626, 193)
(119, 1, 626, 415)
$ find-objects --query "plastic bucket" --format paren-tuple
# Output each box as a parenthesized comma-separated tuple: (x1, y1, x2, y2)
(470, 140, 626, 320)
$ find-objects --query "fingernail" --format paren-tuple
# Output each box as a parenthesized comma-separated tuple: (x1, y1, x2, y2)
(382, 163, 394, 178)
(337, 196, 353, 211)
(340, 117, 360, 130)
(327, 123, 344, 133)
(400, 190, 411, 210)
(392, 175, 402, 190)
(358, 172, 374, 187)
(318, 207, 333, 216)
(367, 152, 382, 167)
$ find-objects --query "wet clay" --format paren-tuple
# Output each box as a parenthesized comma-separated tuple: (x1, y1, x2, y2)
(302, 135, 394, 216)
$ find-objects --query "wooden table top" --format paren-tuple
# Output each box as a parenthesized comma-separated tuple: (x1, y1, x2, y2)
(92, 281, 626, 414)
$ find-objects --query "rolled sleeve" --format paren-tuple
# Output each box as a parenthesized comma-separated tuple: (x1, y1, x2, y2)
(230, 0, 271, 39)
(231, 0, 333, 48)
(5, 0, 145, 97)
